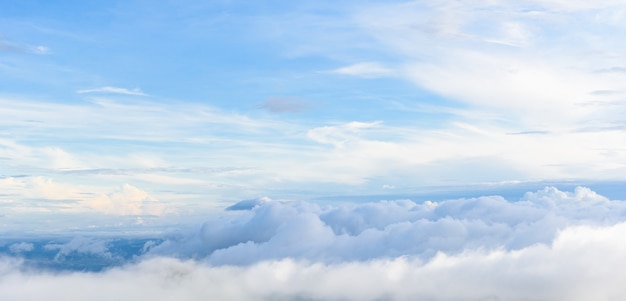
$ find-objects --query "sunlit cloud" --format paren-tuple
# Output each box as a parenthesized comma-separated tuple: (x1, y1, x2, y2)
(0, 176, 169, 216)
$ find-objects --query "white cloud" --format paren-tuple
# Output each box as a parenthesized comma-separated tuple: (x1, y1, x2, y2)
(0, 176, 169, 216)
(352, 0, 626, 129)
(44, 238, 111, 259)
(330, 62, 394, 78)
(3, 1, 626, 204)
(0, 177, 26, 193)
(0, 97, 312, 199)
(529, 0, 626, 11)
(0, 139, 86, 171)
(3, 220, 626, 300)
(146, 187, 626, 264)
(2, 94, 626, 198)
(0, 187, 626, 300)
(41, 147, 84, 170)
(8, 242, 34, 254)
(90, 183, 169, 216)
(25, 176, 84, 201)
(32, 45, 50, 54)
(307, 121, 383, 147)
(0, 96, 290, 144)
(301, 115, 626, 185)
(76, 86, 148, 96)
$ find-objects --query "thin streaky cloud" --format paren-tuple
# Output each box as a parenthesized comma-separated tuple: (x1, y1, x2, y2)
(330, 62, 393, 78)
(594, 67, 626, 73)
(588, 90, 624, 96)
(76, 86, 148, 96)
(507, 130, 550, 135)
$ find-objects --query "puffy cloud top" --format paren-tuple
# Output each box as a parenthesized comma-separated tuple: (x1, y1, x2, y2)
(148, 186, 626, 265)
(2, 186, 626, 300)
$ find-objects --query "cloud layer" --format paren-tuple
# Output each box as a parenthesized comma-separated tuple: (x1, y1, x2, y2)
(148, 186, 626, 265)
(3, 2, 626, 299)
(1, 187, 626, 300)
(3, 0, 626, 201)
(76, 86, 148, 96)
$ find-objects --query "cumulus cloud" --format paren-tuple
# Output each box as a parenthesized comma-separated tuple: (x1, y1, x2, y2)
(0, 187, 626, 300)
(24, 176, 84, 201)
(0, 177, 169, 216)
(148, 186, 626, 265)
(76, 86, 148, 96)
(90, 184, 168, 216)
(3, 220, 626, 300)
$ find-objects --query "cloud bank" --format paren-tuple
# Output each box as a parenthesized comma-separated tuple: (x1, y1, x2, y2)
(148, 186, 626, 265)
(2, 222, 626, 300)
(1, 187, 626, 300)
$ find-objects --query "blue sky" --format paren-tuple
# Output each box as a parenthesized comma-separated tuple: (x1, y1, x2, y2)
(3, 1, 626, 299)
(3, 0, 626, 223)
(3, 0, 626, 228)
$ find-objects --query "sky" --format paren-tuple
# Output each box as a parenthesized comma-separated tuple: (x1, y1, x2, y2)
(2, 0, 626, 300)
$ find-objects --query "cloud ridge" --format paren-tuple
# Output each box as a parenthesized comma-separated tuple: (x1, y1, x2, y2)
(148, 186, 626, 265)
(1, 187, 626, 300)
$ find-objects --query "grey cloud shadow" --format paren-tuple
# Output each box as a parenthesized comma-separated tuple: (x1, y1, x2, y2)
(257, 97, 313, 113)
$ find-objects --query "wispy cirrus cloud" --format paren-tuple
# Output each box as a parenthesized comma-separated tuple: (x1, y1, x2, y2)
(76, 86, 148, 96)
(350, 1, 626, 127)
(2, 93, 626, 200)
(0, 96, 288, 144)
